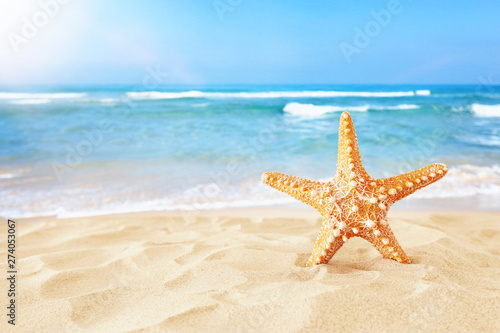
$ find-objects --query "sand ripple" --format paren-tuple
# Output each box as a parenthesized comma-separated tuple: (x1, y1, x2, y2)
(1, 210, 499, 332)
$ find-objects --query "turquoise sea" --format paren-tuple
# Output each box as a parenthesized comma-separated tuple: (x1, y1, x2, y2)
(1, 84, 499, 217)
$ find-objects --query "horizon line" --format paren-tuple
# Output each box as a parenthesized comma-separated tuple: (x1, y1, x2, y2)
(0, 83, 499, 87)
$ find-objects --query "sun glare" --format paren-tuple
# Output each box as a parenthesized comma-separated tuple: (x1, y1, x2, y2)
(0, 1, 35, 31)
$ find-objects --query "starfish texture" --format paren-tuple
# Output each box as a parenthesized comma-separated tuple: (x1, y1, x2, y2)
(262, 112, 448, 266)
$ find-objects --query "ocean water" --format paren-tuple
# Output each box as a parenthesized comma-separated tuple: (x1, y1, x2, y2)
(1, 84, 499, 217)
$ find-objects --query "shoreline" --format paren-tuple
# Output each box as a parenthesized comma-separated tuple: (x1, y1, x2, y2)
(6, 199, 500, 223)
(3, 162, 500, 218)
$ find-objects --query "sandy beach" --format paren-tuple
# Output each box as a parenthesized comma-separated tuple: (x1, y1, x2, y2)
(1, 209, 499, 332)
(2, 0, 500, 332)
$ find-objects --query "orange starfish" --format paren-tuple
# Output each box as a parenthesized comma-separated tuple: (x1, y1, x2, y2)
(262, 112, 448, 266)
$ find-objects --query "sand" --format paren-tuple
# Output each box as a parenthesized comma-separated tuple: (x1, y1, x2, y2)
(1, 209, 499, 332)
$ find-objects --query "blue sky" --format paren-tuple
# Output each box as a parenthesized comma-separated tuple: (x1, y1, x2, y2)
(0, 0, 499, 85)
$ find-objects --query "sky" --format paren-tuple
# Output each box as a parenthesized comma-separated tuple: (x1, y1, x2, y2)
(0, 0, 499, 85)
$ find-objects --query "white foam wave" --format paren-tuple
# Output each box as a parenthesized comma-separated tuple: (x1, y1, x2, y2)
(97, 98, 120, 105)
(378, 104, 420, 110)
(471, 103, 500, 117)
(9, 99, 51, 105)
(127, 91, 203, 99)
(126, 90, 431, 100)
(283, 102, 420, 117)
(415, 90, 431, 96)
(53, 197, 296, 219)
(451, 105, 468, 112)
(3, 164, 498, 218)
(0, 92, 86, 100)
(51, 164, 500, 216)
(0, 173, 17, 179)
(283, 103, 368, 117)
(411, 164, 500, 199)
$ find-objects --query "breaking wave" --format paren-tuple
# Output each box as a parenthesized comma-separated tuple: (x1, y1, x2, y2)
(0, 92, 87, 100)
(471, 103, 500, 117)
(283, 102, 420, 117)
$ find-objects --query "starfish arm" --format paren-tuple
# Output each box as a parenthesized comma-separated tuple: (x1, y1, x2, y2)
(362, 223, 411, 264)
(306, 224, 345, 266)
(336, 112, 371, 183)
(262, 172, 325, 210)
(378, 163, 449, 204)
(261, 112, 449, 267)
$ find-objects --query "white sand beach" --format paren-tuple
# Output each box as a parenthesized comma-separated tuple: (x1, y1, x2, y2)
(1, 209, 499, 332)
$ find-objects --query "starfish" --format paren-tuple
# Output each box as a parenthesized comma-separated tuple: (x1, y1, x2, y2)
(262, 112, 448, 266)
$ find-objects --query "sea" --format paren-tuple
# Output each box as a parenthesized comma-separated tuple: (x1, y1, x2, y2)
(1, 84, 499, 218)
